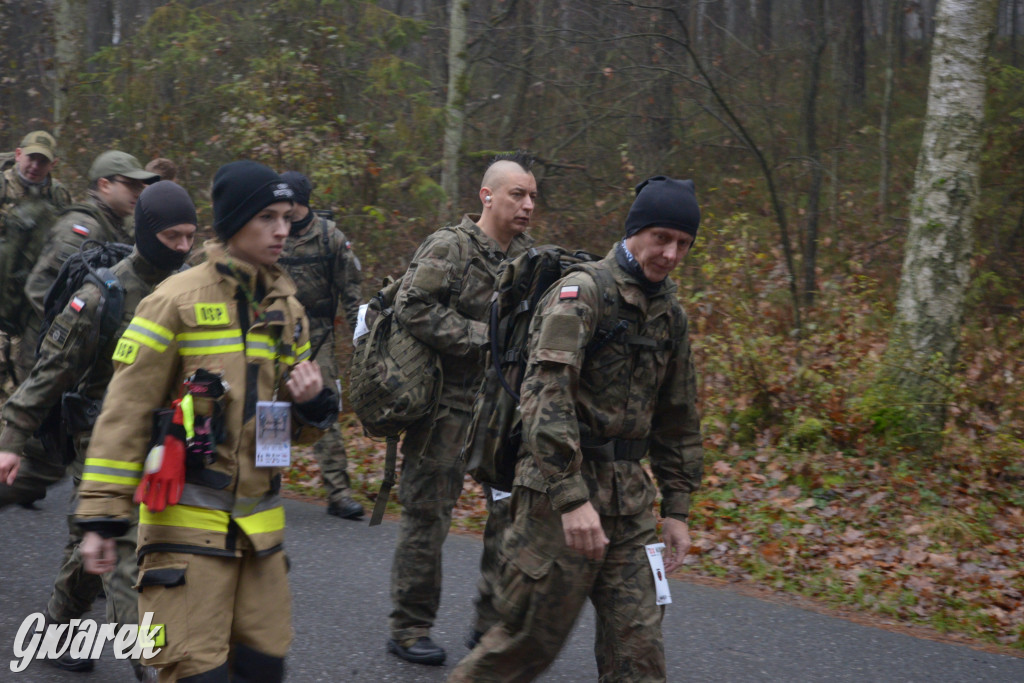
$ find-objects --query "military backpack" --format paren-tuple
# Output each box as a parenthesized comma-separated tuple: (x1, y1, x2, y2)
(348, 226, 467, 524)
(34, 240, 131, 465)
(463, 246, 678, 492)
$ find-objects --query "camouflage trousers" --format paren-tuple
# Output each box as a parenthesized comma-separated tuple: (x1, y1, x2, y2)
(312, 343, 352, 504)
(389, 405, 470, 641)
(448, 487, 666, 683)
(473, 486, 511, 636)
(48, 451, 140, 631)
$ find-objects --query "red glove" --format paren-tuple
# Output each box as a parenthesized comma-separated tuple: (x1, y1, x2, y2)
(134, 400, 186, 512)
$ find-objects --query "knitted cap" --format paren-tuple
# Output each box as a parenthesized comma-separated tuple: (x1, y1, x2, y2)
(624, 176, 700, 240)
(280, 171, 313, 207)
(212, 161, 294, 242)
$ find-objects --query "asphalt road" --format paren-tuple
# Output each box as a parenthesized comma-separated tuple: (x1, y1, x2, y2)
(1, 479, 1022, 682)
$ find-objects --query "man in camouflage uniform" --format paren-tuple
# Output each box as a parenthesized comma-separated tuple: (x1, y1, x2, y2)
(0, 150, 158, 508)
(448, 176, 705, 683)
(278, 171, 365, 520)
(0, 131, 72, 397)
(387, 152, 537, 666)
(0, 181, 197, 681)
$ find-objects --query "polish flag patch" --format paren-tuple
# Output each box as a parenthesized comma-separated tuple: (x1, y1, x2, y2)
(70, 297, 86, 313)
(559, 285, 580, 300)
(72, 224, 90, 237)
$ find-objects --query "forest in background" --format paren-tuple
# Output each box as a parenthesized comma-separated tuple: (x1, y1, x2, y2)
(2, 0, 1023, 650)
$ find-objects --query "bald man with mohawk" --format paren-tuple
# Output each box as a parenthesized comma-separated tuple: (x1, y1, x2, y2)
(385, 151, 537, 666)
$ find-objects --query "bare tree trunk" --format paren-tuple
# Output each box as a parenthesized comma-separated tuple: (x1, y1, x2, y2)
(54, 0, 86, 133)
(441, 0, 469, 216)
(800, 0, 827, 308)
(888, 0, 1000, 451)
(879, 0, 902, 219)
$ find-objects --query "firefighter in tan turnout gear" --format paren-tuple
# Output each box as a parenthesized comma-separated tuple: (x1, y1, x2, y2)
(77, 161, 338, 682)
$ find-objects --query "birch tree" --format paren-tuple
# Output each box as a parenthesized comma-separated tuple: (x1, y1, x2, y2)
(888, 0, 999, 450)
(440, 0, 469, 216)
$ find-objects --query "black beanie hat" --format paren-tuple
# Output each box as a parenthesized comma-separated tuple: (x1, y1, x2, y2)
(624, 176, 701, 241)
(280, 171, 312, 207)
(135, 181, 197, 272)
(212, 161, 294, 242)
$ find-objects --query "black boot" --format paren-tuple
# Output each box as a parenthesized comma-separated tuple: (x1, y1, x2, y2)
(387, 636, 446, 665)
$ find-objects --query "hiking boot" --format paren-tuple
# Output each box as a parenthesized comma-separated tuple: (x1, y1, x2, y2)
(387, 636, 446, 665)
(41, 610, 95, 672)
(327, 497, 364, 520)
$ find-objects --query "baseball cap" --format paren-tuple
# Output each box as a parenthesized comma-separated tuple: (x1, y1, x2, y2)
(88, 150, 161, 183)
(18, 131, 58, 161)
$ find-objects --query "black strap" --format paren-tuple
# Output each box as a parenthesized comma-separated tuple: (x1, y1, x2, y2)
(370, 436, 399, 526)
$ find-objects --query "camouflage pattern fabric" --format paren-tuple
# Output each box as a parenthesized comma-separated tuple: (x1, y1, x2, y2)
(449, 486, 665, 683)
(388, 216, 533, 641)
(472, 488, 511, 636)
(279, 213, 362, 503)
(16, 197, 126, 384)
(449, 251, 703, 682)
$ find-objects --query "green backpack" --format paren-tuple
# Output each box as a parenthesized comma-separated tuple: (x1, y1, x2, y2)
(348, 227, 467, 524)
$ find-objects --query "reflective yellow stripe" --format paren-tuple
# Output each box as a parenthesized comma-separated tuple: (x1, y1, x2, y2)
(295, 341, 311, 362)
(180, 394, 195, 439)
(85, 458, 144, 472)
(234, 506, 285, 536)
(140, 504, 230, 533)
(245, 333, 280, 361)
(82, 473, 141, 486)
(123, 316, 175, 353)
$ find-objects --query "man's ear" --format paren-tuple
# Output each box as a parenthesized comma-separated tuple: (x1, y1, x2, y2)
(479, 186, 492, 208)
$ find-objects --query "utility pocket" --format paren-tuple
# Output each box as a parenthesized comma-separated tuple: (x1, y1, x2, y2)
(494, 543, 554, 630)
(135, 561, 190, 667)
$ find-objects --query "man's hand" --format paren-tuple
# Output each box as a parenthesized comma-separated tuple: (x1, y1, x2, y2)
(661, 518, 691, 573)
(285, 360, 323, 404)
(81, 531, 117, 575)
(0, 451, 21, 485)
(561, 501, 609, 561)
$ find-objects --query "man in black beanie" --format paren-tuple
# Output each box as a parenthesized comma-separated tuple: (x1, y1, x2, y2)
(0, 180, 197, 681)
(450, 175, 704, 682)
(277, 170, 365, 520)
(78, 160, 336, 682)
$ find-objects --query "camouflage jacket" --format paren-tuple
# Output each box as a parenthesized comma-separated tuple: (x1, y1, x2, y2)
(25, 195, 130, 318)
(0, 250, 173, 456)
(0, 167, 72, 331)
(516, 249, 703, 522)
(278, 212, 362, 344)
(395, 214, 533, 410)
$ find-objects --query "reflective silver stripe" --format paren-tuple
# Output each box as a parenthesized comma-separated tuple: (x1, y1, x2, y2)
(176, 484, 281, 518)
(82, 464, 143, 481)
(296, 345, 311, 362)
(177, 335, 243, 350)
(125, 322, 172, 348)
(245, 339, 276, 354)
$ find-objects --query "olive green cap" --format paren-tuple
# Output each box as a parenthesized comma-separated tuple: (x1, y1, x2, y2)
(88, 150, 160, 183)
(18, 131, 58, 161)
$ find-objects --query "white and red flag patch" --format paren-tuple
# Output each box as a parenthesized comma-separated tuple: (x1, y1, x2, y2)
(72, 224, 91, 237)
(558, 285, 580, 300)
(70, 297, 86, 313)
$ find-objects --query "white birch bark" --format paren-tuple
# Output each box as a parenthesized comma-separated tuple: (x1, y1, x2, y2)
(441, 0, 469, 216)
(891, 0, 998, 438)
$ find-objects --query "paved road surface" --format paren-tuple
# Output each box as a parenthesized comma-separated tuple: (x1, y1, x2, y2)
(2, 479, 1021, 682)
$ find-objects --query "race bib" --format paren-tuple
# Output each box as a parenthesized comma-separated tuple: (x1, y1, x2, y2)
(255, 401, 291, 467)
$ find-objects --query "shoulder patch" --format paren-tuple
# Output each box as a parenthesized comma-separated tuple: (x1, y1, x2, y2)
(71, 224, 90, 237)
(70, 297, 86, 313)
(48, 323, 71, 349)
(558, 285, 580, 300)
(194, 302, 230, 326)
(112, 338, 140, 365)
